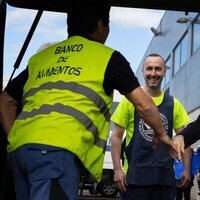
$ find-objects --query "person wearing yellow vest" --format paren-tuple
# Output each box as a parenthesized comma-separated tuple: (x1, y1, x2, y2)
(0, 1, 178, 200)
(111, 54, 192, 200)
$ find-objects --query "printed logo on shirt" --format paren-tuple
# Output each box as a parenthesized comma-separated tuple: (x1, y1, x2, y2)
(139, 113, 169, 142)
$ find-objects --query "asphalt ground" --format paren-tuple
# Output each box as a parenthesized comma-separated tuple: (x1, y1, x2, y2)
(78, 190, 120, 200)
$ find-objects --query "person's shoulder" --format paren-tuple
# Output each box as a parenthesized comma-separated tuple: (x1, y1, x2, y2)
(87, 38, 115, 53)
(110, 51, 128, 61)
(120, 96, 132, 106)
(118, 97, 134, 113)
(29, 41, 60, 62)
(113, 97, 133, 114)
(108, 51, 131, 72)
(172, 97, 184, 107)
(172, 96, 190, 125)
(111, 96, 133, 126)
(172, 97, 188, 114)
(163, 92, 174, 101)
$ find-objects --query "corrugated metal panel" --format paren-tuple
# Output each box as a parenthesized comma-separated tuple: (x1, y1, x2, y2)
(188, 108, 200, 200)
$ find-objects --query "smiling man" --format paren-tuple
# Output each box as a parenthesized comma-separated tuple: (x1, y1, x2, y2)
(111, 53, 191, 200)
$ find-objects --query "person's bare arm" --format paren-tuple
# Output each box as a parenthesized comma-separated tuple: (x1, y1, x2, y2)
(125, 87, 178, 159)
(0, 91, 18, 133)
(175, 127, 192, 188)
(180, 147, 192, 187)
(173, 135, 185, 156)
(111, 124, 127, 192)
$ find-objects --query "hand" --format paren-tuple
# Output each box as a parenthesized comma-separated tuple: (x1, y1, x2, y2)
(152, 133, 179, 160)
(173, 135, 185, 160)
(179, 170, 191, 188)
(197, 173, 200, 181)
(114, 168, 127, 192)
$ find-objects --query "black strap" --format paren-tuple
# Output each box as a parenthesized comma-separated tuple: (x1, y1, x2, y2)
(0, 0, 6, 91)
(7, 6, 44, 86)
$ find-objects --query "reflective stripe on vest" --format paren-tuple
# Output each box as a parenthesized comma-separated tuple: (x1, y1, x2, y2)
(23, 81, 110, 121)
(17, 103, 106, 148)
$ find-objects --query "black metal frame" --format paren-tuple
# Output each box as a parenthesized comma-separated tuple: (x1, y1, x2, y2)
(0, 0, 6, 91)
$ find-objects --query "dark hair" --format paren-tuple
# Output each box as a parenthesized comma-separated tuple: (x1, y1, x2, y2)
(144, 53, 166, 68)
(67, 0, 111, 36)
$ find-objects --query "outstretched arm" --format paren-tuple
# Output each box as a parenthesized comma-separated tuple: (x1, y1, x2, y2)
(180, 147, 192, 187)
(175, 126, 192, 188)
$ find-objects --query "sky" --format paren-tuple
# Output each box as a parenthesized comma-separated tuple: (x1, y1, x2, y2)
(3, 5, 165, 81)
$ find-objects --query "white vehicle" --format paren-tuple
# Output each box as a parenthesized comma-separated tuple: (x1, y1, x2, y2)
(81, 125, 119, 198)
(97, 130, 119, 197)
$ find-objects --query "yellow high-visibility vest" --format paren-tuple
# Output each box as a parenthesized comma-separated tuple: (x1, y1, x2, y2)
(8, 36, 114, 181)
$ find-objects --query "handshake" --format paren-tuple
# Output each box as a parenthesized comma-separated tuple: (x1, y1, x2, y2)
(153, 115, 200, 160)
(172, 135, 185, 160)
(152, 132, 185, 161)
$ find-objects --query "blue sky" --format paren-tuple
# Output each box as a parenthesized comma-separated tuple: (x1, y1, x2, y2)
(4, 5, 165, 80)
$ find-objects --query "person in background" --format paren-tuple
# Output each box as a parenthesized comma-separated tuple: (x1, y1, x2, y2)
(197, 170, 200, 193)
(111, 53, 191, 200)
(36, 42, 58, 53)
(0, 1, 178, 200)
(196, 146, 200, 194)
(175, 148, 194, 200)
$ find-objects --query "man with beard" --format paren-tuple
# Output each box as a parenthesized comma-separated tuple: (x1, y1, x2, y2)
(111, 53, 192, 200)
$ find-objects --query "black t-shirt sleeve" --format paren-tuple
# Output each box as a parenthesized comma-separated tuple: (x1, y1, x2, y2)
(103, 51, 140, 95)
(182, 115, 200, 148)
(5, 68, 28, 102)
